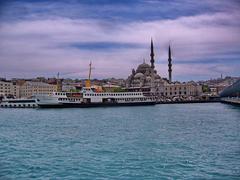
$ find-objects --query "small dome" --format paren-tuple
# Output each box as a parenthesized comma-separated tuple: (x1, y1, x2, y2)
(155, 74, 161, 79)
(146, 76, 152, 81)
(134, 72, 144, 78)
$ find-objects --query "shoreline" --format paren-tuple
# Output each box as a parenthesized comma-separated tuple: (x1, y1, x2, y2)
(156, 99, 220, 104)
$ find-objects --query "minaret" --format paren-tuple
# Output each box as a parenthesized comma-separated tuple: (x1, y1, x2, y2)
(150, 38, 155, 69)
(168, 45, 172, 83)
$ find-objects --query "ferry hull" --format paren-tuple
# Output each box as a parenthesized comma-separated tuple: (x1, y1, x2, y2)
(37, 101, 156, 108)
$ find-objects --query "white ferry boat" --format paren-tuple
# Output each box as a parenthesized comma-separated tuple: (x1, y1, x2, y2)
(0, 98, 38, 108)
(36, 87, 156, 108)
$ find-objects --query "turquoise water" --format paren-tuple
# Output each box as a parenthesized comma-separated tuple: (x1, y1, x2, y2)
(0, 103, 239, 179)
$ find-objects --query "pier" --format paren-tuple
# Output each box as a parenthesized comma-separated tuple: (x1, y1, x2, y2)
(221, 97, 240, 106)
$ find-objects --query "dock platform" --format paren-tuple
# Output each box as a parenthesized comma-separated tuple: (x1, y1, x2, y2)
(221, 98, 240, 106)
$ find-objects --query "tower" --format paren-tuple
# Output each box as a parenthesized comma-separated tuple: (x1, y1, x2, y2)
(56, 72, 62, 92)
(150, 38, 155, 69)
(168, 45, 172, 83)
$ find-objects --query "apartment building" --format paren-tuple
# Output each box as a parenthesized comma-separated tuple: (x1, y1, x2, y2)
(0, 80, 20, 98)
(19, 81, 57, 98)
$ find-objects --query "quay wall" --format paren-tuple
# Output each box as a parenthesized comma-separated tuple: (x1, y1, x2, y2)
(156, 99, 220, 104)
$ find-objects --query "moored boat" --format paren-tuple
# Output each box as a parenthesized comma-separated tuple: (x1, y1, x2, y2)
(36, 87, 156, 108)
(0, 98, 38, 108)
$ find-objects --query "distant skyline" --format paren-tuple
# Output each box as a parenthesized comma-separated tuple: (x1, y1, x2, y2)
(0, 0, 240, 81)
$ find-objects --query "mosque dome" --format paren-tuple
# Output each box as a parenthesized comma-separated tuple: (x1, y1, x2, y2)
(134, 72, 144, 79)
(136, 63, 151, 74)
(155, 74, 161, 79)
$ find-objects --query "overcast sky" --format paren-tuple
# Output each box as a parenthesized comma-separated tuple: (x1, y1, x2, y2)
(0, 0, 240, 81)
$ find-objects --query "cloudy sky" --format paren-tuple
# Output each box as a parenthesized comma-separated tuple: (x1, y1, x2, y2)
(0, 0, 240, 81)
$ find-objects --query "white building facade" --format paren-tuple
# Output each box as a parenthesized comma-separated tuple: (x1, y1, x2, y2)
(19, 81, 57, 98)
(0, 80, 20, 98)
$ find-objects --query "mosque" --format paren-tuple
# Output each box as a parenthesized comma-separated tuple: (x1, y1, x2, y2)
(125, 39, 202, 98)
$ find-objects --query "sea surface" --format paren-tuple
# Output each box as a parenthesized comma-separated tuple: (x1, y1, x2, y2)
(0, 103, 239, 179)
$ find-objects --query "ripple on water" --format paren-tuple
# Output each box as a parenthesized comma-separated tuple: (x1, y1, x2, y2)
(0, 103, 239, 179)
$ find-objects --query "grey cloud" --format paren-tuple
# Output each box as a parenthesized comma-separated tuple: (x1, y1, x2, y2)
(0, 9, 240, 80)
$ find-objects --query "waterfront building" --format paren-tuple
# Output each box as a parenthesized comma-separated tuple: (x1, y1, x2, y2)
(0, 80, 11, 96)
(0, 80, 20, 98)
(11, 82, 20, 98)
(62, 83, 77, 92)
(102, 84, 121, 92)
(163, 82, 202, 97)
(19, 81, 57, 98)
